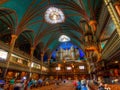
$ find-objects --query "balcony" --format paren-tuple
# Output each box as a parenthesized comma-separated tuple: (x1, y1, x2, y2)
(102, 30, 120, 59)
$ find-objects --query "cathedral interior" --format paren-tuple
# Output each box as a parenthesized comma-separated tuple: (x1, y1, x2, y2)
(0, 0, 120, 89)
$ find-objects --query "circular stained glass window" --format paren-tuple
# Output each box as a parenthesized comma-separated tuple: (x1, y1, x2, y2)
(45, 7, 65, 24)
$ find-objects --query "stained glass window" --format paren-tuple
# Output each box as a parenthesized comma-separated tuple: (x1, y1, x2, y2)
(45, 7, 65, 24)
(59, 35, 70, 42)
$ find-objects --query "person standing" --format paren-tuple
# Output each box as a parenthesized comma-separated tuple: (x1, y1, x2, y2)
(77, 79, 81, 90)
(104, 84, 111, 90)
(98, 83, 105, 90)
(9, 77, 15, 90)
(81, 78, 88, 90)
(73, 79, 78, 90)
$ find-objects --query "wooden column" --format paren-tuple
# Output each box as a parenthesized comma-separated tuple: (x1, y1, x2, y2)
(114, 1, 120, 16)
(29, 47, 35, 78)
(104, 0, 120, 36)
(40, 53, 44, 74)
(48, 58, 51, 66)
(4, 34, 18, 78)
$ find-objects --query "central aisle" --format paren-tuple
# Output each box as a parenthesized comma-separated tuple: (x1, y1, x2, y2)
(32, 82, 75, 90)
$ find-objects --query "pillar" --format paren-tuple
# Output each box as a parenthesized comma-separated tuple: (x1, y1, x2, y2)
(48, 58, 51, 65)
(89, 20, 102, 61)
(4, 34, 18, 78)
(87, 58, 92, 79)
(114, 1, 120, 16)
(29, 47, 35, 78)
(104, 0, 120, 36)
(40, 52, 44, 74)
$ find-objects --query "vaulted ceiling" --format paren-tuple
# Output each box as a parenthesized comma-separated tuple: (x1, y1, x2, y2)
(0, 0, 115, 62)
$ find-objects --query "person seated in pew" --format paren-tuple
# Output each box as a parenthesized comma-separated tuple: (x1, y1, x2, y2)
(104, 84, 111, 90)
(98, 83, 105, 90)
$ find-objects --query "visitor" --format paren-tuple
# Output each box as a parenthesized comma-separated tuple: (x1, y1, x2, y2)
(77, 79, 81, 90)
(81, 78, 88, 90)
(73, 79, 78, 90)
(63, 79, 66, 83)
(98, 83, 105, 90)
(0, 84, 4, 90)
(4, 81, 9, 90)
(27, 79, 33, 90)
(104, 84, 111, 90)
(14, 78, 24, 90)
(9, 77, 15, 90)
(38, 78, 43, 87)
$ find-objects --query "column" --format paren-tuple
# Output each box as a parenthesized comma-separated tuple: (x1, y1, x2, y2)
(89, 20, 101, 61)
(48, 58, 51, 65)
(104, 0, 120, 36)
(4, 34, 18, 78)
(114, 1, 120, 16)
(29, 47, 35, 78)
(87, 58, 92, 79)
(40, 53, 44, 74)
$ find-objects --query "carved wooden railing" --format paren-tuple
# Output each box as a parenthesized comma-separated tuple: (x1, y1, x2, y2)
(9, 61, 47, 74)
(102, 30, 120, 59)
(48, 70, 88, 76)
(41, 71, 48, 74)
(9, 61, 29, 72)
(0, 61, 7, 68)
(31, 68, 41, 74)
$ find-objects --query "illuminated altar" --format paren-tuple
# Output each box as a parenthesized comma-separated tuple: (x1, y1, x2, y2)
(56, 46, 80, 60)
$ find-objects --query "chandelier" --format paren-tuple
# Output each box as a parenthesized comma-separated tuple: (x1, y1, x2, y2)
(45, 7, 65, 24)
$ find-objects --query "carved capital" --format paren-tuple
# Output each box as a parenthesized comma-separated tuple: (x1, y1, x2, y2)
(10, 34, 18, 45)
(30, 47, 35, 55)
(88, 20, 97, 31)
(89, 20, 96, 25)
(11, 34, 18, 40)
